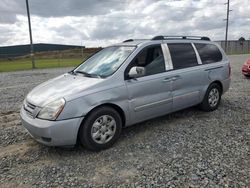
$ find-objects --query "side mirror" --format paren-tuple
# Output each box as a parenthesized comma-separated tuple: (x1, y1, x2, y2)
(128, 66, 145, 78)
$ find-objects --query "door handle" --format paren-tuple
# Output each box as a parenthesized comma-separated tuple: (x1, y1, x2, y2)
(163, 75, 181, 82)
(162, 77, 172, 82)
(171, 75, 181, 81)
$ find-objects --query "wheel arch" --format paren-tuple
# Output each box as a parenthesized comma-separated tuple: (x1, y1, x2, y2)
(211, 80, 223, 93)
(76, 103, 126, 145)
(79, 102, 126, 129)
(98, 103, 126, 127)
(200, 80, 223, 103)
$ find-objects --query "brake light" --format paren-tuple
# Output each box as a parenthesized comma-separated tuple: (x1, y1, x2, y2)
(229, 63, 231, 77)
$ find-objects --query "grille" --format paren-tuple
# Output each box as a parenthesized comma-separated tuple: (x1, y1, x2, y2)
(27, 102, 36, 109)
(24, 101, 37, 118)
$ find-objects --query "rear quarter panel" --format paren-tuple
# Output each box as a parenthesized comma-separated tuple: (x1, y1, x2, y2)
(199, 60, 230, 99)
(197, 42, 230, 98)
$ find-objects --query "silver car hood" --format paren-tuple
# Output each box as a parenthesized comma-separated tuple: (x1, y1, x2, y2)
(26, 73, 103, 107)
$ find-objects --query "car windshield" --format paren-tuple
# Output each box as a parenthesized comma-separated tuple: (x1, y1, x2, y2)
(74, 46, 135, 77)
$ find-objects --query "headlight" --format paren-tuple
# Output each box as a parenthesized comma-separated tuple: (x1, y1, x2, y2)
(37, 98, 65, 120)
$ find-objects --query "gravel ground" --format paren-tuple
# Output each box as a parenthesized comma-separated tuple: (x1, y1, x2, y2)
(0, 55, 249, 188)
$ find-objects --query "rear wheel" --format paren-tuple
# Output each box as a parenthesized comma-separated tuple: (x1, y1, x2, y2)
(199, 83, 222, 111)
(79, 106, 122, 151)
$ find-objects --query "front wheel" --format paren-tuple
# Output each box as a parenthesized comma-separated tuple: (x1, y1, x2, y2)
(199, 83, 222, 111)
(79, 106, 122, 151)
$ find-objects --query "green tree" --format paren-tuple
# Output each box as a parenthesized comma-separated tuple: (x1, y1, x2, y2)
(239, 37, 246, 41)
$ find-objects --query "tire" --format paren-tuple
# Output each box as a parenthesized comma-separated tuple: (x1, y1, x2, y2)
(79, 106, 122, 151)
(199, 83, 222, 112)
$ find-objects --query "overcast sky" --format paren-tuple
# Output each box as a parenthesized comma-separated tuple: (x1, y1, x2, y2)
(0, 0, 249, 47)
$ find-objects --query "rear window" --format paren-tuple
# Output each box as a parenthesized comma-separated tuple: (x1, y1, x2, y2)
(168, 43, 198, 69)
(194, 43, 222, 64)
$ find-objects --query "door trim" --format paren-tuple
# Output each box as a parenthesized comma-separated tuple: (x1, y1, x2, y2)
(161, 43, 173, 71)
(134, 98, 172, 112)
(173, 90, 200, 100)
(191, 43, 202, 65)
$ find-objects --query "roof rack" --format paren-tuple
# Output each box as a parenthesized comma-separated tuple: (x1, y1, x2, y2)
(123, 39, 134, 42)
(123, 39, 149, 43)
(151, 36, 211, 41)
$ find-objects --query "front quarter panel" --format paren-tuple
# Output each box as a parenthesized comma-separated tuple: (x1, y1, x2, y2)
(57, 85, 130, 125)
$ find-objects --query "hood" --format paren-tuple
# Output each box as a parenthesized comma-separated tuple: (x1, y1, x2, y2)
(26, 73, 103, 107)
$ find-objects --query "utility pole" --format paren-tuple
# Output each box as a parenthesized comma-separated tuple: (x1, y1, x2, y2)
(81, 41, 84, 58)
(26, 0, 35, 69)
(224, 0, 232, 53)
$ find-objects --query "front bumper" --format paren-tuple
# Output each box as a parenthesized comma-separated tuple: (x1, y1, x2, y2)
(20, 107, 84, 146)
(242, 65, 250, 76)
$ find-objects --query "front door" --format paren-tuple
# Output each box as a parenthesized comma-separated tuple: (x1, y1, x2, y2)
(125, 44, 173, 124)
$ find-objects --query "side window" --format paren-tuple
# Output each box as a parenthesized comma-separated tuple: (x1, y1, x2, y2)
(194, 43, 222, 64)
(126, 45, 166, 78)
(168, 43, 198, 69)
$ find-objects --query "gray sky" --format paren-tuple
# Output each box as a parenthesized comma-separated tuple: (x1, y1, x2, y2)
(0, 0, 249, 47)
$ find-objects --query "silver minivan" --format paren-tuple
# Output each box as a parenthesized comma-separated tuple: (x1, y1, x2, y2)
(20, 36, 231, 150)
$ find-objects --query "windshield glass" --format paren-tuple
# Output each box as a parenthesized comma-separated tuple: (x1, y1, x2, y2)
(74, 46, 135, 77)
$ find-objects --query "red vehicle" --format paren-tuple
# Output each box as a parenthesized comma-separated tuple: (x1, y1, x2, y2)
(242, 58, 250, 77)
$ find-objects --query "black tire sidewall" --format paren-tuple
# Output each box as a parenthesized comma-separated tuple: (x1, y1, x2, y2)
(79, 106, 122, 151)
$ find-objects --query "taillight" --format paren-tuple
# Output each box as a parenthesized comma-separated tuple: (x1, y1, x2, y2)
(229, 63, 231, 77)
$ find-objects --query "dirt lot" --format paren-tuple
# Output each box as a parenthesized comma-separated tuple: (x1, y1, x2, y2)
(0, 55, 249, 187)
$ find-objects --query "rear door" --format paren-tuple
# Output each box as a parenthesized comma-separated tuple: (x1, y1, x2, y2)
(167, 43, 207, 111)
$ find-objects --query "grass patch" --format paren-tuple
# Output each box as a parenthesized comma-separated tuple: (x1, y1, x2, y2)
(0, 58, 83, 72)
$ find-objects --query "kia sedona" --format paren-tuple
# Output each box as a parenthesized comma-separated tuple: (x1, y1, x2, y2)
(20, 36, 231, 151)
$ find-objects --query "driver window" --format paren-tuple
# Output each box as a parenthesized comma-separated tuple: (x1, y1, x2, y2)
(128, 45, 166, 78)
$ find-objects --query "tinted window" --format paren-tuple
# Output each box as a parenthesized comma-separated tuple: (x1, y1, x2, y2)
(127, 45, 165, 77)
(194, 43, 222, 64)
(168, 43, 198, 69)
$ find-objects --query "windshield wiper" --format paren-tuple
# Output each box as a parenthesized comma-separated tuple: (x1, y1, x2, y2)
(68, 70, 76, 75)
(74, 70, 102, 78)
